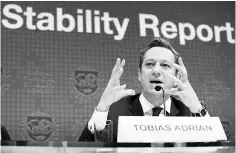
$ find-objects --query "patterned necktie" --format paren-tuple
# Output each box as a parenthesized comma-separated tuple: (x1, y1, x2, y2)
(152, 107, 163, 116)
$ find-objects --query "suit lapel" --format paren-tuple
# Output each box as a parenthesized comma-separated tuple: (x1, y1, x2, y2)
(169, 96, 180, 116)
(128, 94, 186, 116)
(169, 101, 179, 116)
(129, 94, 144, 116)
(171, 96, 192, 116)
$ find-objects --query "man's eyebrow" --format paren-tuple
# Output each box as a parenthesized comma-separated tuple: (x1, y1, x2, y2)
(161, 60, 172, 63)
(145, 58, 172, 63)
(145, 58, 155, 61)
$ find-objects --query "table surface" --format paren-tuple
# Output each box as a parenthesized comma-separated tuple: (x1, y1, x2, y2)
(1, 146, 235, 153)
(1, 141, 235, 153)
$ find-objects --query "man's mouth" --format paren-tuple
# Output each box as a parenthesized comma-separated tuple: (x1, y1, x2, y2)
(150, 80, 163, 85)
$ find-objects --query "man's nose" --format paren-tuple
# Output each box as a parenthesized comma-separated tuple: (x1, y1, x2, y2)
(152, 65, 161, 77)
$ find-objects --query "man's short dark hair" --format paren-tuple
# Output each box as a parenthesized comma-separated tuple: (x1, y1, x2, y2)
(139, 37, 180, 71)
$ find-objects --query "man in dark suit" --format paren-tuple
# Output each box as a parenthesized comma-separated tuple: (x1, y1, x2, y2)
(79, 37, 209, 143)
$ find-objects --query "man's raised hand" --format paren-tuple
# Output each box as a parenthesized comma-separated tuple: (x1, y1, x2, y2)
(97, 58, 135, 111)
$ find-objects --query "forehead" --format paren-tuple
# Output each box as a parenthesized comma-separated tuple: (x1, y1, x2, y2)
(143, 47, 175, 63)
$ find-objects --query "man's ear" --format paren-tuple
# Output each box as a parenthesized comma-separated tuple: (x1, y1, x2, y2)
(138, 68, 141, 81)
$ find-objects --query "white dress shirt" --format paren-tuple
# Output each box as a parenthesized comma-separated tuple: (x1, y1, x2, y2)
(139, 94, 171, 116)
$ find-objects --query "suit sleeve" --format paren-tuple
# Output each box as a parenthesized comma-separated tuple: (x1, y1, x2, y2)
(1, 125, 11, 141)
(78, 108, 109, 141)
(78, 122, 95, 141)
(221, 121, 233, 141)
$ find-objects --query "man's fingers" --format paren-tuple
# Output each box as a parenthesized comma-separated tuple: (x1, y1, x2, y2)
(119, 84, 127, 90)
(112, 84, 126, 91)
(165, 88, 177, 94)
(112, 84, 135, 96)
(173, 64, 186, 75)
(116, 80, 120, 86)
(170, 87, 178, 93)
(88, 120, 95, 134)
(120, 59, 125, 67)
(111, 67, 123, 86)
(109, 85, 135, 101)
(173, 64, 188, 82)
(118, 89, 136, 97)
(162, 70, 184, 88)
(178, 57, 186, 69)
(111, 58, 121, 78)
(94, 122, 106, 132)
(166, 88, 182, 96)
(110, 58, 125, 82)
(108, 66, 123, 87)
(113, 59, 125, 78)
(113, 58, 120, 73)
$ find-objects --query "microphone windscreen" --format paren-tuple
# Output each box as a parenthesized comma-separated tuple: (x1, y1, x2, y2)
(155, 86, 162, 91)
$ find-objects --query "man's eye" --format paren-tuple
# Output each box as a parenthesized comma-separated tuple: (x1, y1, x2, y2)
(146, 63, 154, 67)
(161, 64, 170, 68)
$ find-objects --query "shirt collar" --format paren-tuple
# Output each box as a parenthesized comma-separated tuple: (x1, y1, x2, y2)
(139, 93, 171, 114)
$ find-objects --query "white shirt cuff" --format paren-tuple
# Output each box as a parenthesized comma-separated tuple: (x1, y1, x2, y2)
(88, 108, 109, 134)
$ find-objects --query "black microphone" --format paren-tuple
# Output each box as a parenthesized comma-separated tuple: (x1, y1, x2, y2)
(155, 86, 166, 116)
(155, 86, 162, 91)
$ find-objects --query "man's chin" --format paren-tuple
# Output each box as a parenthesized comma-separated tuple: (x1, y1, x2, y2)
(149, 89, 163, 95)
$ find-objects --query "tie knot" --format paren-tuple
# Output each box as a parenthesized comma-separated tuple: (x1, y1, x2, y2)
(152, 107, 163, 116)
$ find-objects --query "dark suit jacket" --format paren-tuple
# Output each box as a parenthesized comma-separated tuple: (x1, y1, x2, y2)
(1, 125, 11, 141)
(78, 93, 191, 144)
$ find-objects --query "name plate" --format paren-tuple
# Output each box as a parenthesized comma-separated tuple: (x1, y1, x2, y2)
(117, 116, 227, 143)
